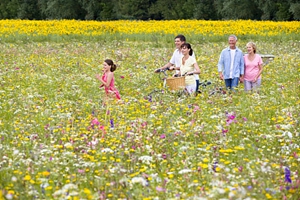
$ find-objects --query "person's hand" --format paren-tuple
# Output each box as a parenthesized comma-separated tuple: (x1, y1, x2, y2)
(253, 78, 257, 83)
(219, 74, 224, 80)
(96, 74, 101, 80)
(154, 68, 161, 73)
(169, 66, 175, 71)
(240, 77, 244, 83)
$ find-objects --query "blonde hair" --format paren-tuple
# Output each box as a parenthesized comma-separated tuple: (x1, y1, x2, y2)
(246, 42, 257, 53)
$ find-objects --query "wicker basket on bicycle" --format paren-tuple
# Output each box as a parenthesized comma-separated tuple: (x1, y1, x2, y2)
(166, 76, 185, 91)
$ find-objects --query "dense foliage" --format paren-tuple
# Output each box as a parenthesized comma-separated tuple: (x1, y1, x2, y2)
(0, 0, 300, 21)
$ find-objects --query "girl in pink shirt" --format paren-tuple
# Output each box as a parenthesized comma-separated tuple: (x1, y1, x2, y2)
(96, 59, 121, 100)
(243, 42, 263, 91)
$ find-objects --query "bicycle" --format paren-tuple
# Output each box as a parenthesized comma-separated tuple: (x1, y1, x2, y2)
(145, 68, 190, 102)
(260, 54, 275, 66)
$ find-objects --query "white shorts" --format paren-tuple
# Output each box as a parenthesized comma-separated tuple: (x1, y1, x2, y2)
(186, 84, 196, 94)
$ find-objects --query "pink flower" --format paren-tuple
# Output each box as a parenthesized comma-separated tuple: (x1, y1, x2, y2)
(156, 186, 166, 192)
(91, 118, 100, 126)
(193, 105, 200, 112)
(226, 113, 236, 126)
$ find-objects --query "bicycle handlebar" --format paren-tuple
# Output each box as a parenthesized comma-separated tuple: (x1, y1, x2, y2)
(155, 67, 170, 73)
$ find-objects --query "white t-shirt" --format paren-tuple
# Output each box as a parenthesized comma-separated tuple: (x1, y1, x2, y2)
(170, 49, 182, 68)
(229, 49, 236, 78)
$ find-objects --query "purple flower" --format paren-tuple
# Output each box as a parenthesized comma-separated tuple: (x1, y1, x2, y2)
(222, 129, 228, 134)
(160, 134, 166, 139)
(212, 161, 218, 172)
(110, 119, 114, 128)
(226, 113, 236, 126)
(285, 167, 292, 183)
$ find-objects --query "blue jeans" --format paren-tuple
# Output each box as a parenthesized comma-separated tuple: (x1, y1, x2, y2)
(225, 77, 239, 90)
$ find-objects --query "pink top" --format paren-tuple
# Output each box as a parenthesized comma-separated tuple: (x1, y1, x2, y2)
(101, 73, 121, 100)
(244, 54, 263, 81)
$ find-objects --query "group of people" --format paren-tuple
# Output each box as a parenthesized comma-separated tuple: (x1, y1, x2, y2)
(217, 34, 263, 92)
(155, 34, 263, 94)
(96, 34, 263, 100)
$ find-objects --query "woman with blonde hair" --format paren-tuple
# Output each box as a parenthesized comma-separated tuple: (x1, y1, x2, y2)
(243, 42, 263, 91)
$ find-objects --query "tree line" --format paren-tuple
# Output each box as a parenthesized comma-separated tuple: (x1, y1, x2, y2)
(0, 0, 299, 21)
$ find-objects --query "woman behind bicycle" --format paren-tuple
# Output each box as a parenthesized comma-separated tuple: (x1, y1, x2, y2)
(170, 43, 200, 94)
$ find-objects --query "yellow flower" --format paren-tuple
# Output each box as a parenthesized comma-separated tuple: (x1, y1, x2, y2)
(23, 175, 31, 181)
(83, 188, 91, 195)
(265, 193, 272, 199)
(42, 171, 50, 176)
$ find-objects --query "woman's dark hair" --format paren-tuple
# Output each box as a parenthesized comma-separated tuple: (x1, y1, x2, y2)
(181, 43, 193, 56)
(105, 59, 117, 72)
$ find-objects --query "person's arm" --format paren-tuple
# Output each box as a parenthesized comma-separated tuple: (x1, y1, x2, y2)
(187, 62, 200, 75)
(155, 62, 173, 72)
(254, 63, 263, 82)
(217, 53, 224, 80)
(96, 74, 104, 87)
(219, 72, 224, 80)
(239, 52, 245, 82)
(169, 65, 180, 71)
(100, 73, 113, 87)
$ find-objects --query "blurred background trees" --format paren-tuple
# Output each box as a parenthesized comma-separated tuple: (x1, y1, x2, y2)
(0, 0, 299, 20)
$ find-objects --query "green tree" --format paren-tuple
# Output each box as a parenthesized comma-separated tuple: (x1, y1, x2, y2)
(290, 3, 300, 20)
(256, 0, 293, 20)
(39, 0, 86, 19)
(78, 0, 116, 20)
(18, 0, 41, 19)
(0, 0, 20, 19)
(193, 0, 218, 20)
(100, 1, 117, 20)
(115, 0, 154, 20)
(217, 0, 262, 20)
(149, 0, 185, 20)
(275, 1, 292, 20)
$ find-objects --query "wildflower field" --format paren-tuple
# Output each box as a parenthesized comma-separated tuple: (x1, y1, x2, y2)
(0, 20, 299, 199)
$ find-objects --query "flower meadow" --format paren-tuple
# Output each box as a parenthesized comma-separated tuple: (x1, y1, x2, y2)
(0, 20, 300, 199)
